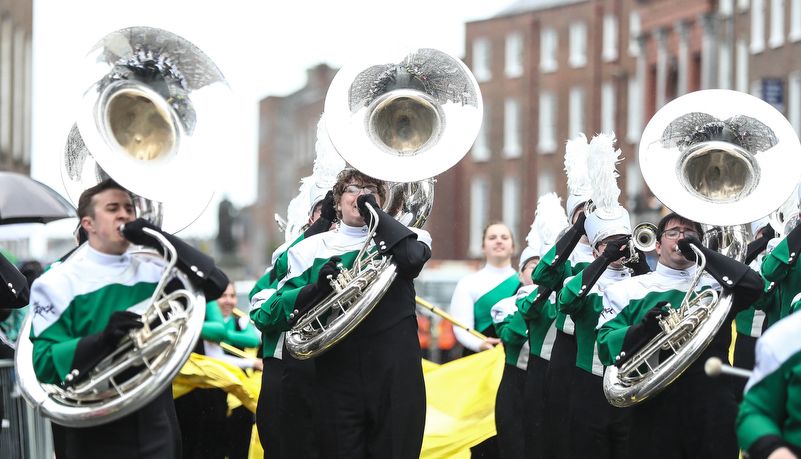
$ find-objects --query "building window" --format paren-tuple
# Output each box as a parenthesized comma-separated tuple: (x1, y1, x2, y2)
(569, 86, 585, 138)
(503, 176, 521, 238)
(602, 15, 618, 62)
(769, 0, 785, 48)
(789, 71, 801, 135)
(736, 38, 749, 92)
(537, 171, 555, 198)
(569, 22, 587, 68)
(538, 91, 557, 154)
(626, 77, 642, 144)
(752, 0, 766, 53)
(629, 11, 642, 57)
(503, 98, 522, 158)
(718, 39, 733, 89)
(739, 0, 751, 11)
(469, 177, 490, 257)
(540, 28, 558, 73)
(791, 0, 801, 41)
(626, 161, 643, 210)
(12, 27, 23, 161)
(505, 33, 524, 78)
(472, 105, 491, 162)
(720, 0, 735, 15)
(473, 38, 492, 82)
(601, 81, 616, 134)
(0, 18, 11, 153)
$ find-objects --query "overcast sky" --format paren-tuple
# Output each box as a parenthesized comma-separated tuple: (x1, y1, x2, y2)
(30, 0, 515, 239)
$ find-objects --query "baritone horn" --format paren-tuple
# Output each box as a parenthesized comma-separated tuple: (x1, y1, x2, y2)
(15, 27, 231, 427)
(284, 47, 482, 359)
(604, 89, 801, 407)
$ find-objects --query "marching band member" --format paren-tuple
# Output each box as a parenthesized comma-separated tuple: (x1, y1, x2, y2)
(597, 212, 763, 459)
(260, 168, 431, 459)
(249, 116, 342, 459)
(529, 134, 595, 458)
(450, 221, 516, 459)
(490, 242, 539, 459)
(517, 192, 568, 459)
(759, 188, 801, 320)
(557, 133, 647, 458)
(29, 179, 228, 459)
(736, 306, 801, 459)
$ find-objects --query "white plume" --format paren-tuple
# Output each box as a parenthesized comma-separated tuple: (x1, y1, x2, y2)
(564, 133, 592, 196)
(535, 192, 569, 247)
(588, 132, 623, 218)
(284, 180, 312, 242)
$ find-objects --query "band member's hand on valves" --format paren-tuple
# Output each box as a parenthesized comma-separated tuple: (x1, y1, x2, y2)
(642, 301, 668, 337)
(317, 257, 342, 296)
(103, 310, 145, 345)
(624, 248, 652, 275)
(357, 194, 379, 227)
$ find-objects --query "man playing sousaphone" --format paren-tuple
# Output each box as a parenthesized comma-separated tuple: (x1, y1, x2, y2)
(597, 212, 763, 458)
(258, 168, 431, 459)
(28, 179, 228, 459)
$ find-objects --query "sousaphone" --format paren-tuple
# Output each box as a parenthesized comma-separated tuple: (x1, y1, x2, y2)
(603, 89, 801, 407)
(15, 27, 231, 426)
(285, 47, 482, 359)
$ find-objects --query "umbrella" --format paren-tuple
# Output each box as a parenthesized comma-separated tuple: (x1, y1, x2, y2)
(0, 172, 77, 225)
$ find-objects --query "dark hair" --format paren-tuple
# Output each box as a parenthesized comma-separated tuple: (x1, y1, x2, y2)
(332, 169, 387, 221)
(656, 212, 704, 241)
(77, 179, 130, 219)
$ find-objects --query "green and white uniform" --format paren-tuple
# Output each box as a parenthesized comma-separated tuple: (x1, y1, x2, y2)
(736, 308, 801, 458)
(491, 285, 534, 369)
(760, 236, 801, 323)
(450, 265, 518, 352)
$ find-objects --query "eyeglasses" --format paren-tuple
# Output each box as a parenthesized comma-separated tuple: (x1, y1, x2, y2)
(343, 184, 379, 195)
(662, 229, 700, 241)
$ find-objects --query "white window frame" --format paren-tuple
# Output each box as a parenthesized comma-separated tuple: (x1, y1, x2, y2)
(569, 86, 585, 138)
(472, 105, 491, 162)
(473, 38, 492, 82)
(602, 14, 618, 62)
(540, 28, 558, 73)
(752, 0, 766, 53)
(0, 18, 11, 153)
(791, 0, 801, 41)
(718, 39, 733, 89)
(503, 98, 522, 158)
(789, 71, 801, 136)
(569, 21, 588, 68)
(601, 81, 616, 135)
(537, 171, 555, 199)
(628, 11, 642, 57)
(720, 0, 735, 15)
(469, 177, 490, 257)
(538, 91, 557, 154)
(505, 33, 524, 78)
(769, 0, 785, 48)
(503, 176, 521, 238)
(736, 38, 750, 92)
(626, 77, 642, 144)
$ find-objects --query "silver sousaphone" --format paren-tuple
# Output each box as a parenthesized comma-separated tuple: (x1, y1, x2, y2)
(15, 27, 231, 427)
(285, 47, 483, 359)
(603, 89, 801, 407)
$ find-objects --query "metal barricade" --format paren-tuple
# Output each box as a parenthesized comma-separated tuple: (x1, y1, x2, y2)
(0, 359, 53, 459)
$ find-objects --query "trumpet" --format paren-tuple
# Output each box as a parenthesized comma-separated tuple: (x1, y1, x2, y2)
(623, 222, 658, 264)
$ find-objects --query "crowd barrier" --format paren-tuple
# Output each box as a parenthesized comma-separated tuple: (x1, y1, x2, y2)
(0, 359, 53, 459)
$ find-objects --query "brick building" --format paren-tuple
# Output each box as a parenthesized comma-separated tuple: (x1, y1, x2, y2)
(0, 0, 32, 175)
(248, 0, 801, 269)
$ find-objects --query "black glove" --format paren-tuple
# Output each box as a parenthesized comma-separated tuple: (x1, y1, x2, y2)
(677, 235, 702, 262)
(121, 218, 162, 249)
(745, 226, 775, 265)
(785, 223, 801, 267)
(0, 252, 30, 309)
(624, 248, 652, 276)
(601, 236, 630, 261)
(616, 302, 668, 367)
(288, 257, 342, 327)
(320, 190, 337, 222)
(551, 212, 587, 271)
(316, 257, 341, 296)
(102, 311, 144, 346)
(357, 194, 380, 227)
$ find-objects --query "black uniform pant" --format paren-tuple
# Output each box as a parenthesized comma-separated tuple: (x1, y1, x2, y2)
(732, 333, 757, 403)
(468, 326, 501, 459)
(313, 317, 426, 459)
(522, 355, 551, 459)
(65, 387, 181, 459)
(174, 387, 227, 459)
(225, 405, 255, 459)
(280, 349, 318, 459)
(495, 364, 526, 459)
(567, 368, 630, 459)
(626, 370, 739, 459)
(544, 330, 576, 459)
(256, 357, 282, 459)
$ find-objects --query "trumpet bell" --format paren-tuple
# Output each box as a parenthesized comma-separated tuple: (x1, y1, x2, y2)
(632, 222, 657, 253)
(639, 89, 801, 226)
(324, 47, 482, 183)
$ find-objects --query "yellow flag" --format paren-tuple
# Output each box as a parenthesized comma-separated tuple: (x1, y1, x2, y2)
(172, 353, 259, 413)
(420, 345, 505, 459)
